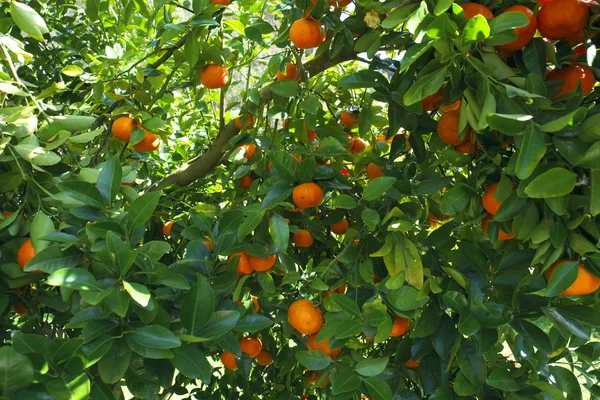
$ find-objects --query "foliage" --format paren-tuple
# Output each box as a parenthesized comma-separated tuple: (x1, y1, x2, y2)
(1, 0, 600, 399)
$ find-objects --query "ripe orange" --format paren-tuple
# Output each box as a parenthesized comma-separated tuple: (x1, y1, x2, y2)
(306, 371, 330, 387)
(538, 0, 589, 41)
(237, 143, 257, 160)
(203, 237, 213, 251)
(481, 214, 515, 240)
(112, 116, 138, 142)
(239, 175, 254, 190)
(391, 316, 410, 337)
(200, 64, 229, 89)
(441, 99, 461, 112)
(348, 138, 368, 154)
(366, 162, 384, 179)
(251, 295, 260, 313)
(455, 134, 477, 155)
(405, 358, 420, 368)
(256, 350, 273, 365)
(324, 284, 347, 297)
(330, 219, 349, 235)
(292, 182, 324, 209)
(429, 211, 450, 228)
(235, 114, 255, 130)
(497, 6, 537, 52)
(240, 337, 262, 358)
(307, 334, 342, 358)
(248, 254, 277, 272)
(211, 0, 230, 4)
(546, 259, 600, 296)
(293, 230, 314, 247)
(421, 86, 444, 111)
(230, 251, 253, 275)
(340, 111, 358, 127)
(221, 351, 237, 370)
(133, 130, 160, 152)
(14, 303, 27, 315)
(482, 182, 504, 215)
(277, 63, 299, 80)
(1, 211, 13, 217)
(460, 3, 494, 19)
(17, 239, 43, 272)
(163, 221, 174, 237)
(437, 110, 471, 146)
(303, 124, 318, 142)
(290, 18, 323, 49)
(547, 64, 596, 98)
(288, 299, 323, 335)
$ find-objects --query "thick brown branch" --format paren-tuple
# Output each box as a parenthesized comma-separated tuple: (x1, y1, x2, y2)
(149, 48, 357, 192)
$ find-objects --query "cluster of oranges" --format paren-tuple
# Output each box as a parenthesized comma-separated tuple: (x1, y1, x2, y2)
(221, 337, 273, 371)
(111, 116, 160, 152)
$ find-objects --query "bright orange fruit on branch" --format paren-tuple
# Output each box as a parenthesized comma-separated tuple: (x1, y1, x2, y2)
(277, 63, 299, 80)
(290, 18, 323, 49)
(307, 334, 342, 358)
(292, 182, 324, 209)
(210, 0, 230, 4)
(421, 86, 444, 111)
(239, 174, 254, 190)
(133, 130, 160, 152)
(538, 0, 589, 41)
(17, 239, 43, 272)
(440, 99, 461, 112)
(256, 350, 273, 365)
(460, 3, 494, 19)
(366, 162, 384, 179)
(231, 251, 253, 275)
(293, 230, 314, 247)
(547, 64, 596, 98)
(112, 116, 138, 142)
(200, 64, 229, 89)
(237, 143, 257, 160)
(497, 5, 537, 52)
(163, 221, 174, 237)
(330, 219, 349, 235)
(437, 110, 471, 146)
(546, 259, 600, 296)
(221, 351, 237, 370)
(288, 299, 323, 335)
(340, 110, 358, 127)
(235, 114, 255, 130)
(240, 337, 263, 358)
(391, 316, 410, 337)
(248, 254, 276, 271)
(482, 182, 505, 215)
(405, 358, 420, 368)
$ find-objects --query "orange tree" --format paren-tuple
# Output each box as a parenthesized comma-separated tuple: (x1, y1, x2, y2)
(1, 0, 600, 398)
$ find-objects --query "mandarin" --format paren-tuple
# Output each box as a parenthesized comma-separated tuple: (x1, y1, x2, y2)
(391, 316, 410, 337)
(307, 334, 342, 358)
(437, 110, 471, 146)
(460, 3, 494, 19)
(330, 219, 349, 235)
(221, 351, 237, 370)
(200, 64, 229, 89)
(112, 116, 138, 142)
(240, 337, 262, 358)
(292, 182, 324, 209)
(366, 162, 384, 179)
(288, 299, 323, 335)
(294, 230, 314, 247)
(538, 0, 589, 41)
(546, 259, 600, 296)
(497, 5, 537, 52)
(248, 254, 277, 271)
(277, 63, 299, 80)
(290, 18, 323, 49)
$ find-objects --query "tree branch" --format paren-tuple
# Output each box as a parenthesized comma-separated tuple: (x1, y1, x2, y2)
(149, 48, 357, 192)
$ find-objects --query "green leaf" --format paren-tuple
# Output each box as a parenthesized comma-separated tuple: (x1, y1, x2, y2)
(540, 107, 586, 133)
(362, 177, 397, 201)
(403, 67, 447, 106)
(98, 347, 131, 384)
(576, 141, 600, 170)
(268, 150, 297, 181)
(270, 80, 300, 97)
(411, 304, 441, 338)
(130, 325, 181, 349)
(123, 281, 151, 307)
(489, 11, 529, 33)
(192, 310, 240, 341)
(332, 194, 358, 209)
(61, 65, 84, 77)
(544, 261, 578, 297)
(510, 319, 552, 353)
(332, 367, 361, 395)
(234, 315, 273, 333)
(457, 339, 487, 385)
(10, 2, 49, 41)
(440, 186, 468, 215)
(46, 268, 98, 291)
(364, 377, 392, 400)
(487, 113, 532, 135)
(524, 168, 576, 198)
(127, 192, 161, 230)
(486, 368, 520, 392)
(57, 181, 105, 208)
(0, 346, 34, 395)
(106, 231, 137, 276)
(124, 335, 173, 359)
(295, 350, 332, 371)
(329, 294, 361, 317)
(402, 237, 424, 289)
(558, 305, 600, 327)
(361, 209, 380, 231)
(354, 357, 389, 377)
(170, 346, 212, 383)
(24, 245, 82, 273)
(46, 373, 90, 400)
(463, 15, 490, 43)
(181, 275, 214, 335)
(31, 211, 55, 252)
(257, 271, 276, 293)
(592, 171, 600, 216)
(97, 157, 122, 206)
(269, 213, 289, 252)
(549, 366, 582, 400)
(238, 208, 266, 240)
(515, 125, 546, 180)
(339, 70, 388, 89)
(381, 3, 419, 28)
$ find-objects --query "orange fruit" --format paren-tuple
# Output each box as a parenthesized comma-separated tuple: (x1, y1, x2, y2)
(277, 63, 299, 80)
(121, 180, 135, 186)
(239, 174, 254, 190)
(441, 99, 461, 112)
(203, 237, 213, 251)
(546, 259, 600, 296)
(482, 182, 504, 215)
(163, 220, 174, 237)
(538, 0, 589, 41)
(391, 316, 410, 337)
(366, 162, 384, 179)
(292, 182, 324, 209)
(14, 303, 27, 315)
(460, 3, 494, 19)
(429, 211, 450, 228)
(290, 18, 323, 49)
(405, 358, 420, 368)
(221, 351, 237, 370)
(112, 116, 138, 142)
(303, 124, 318, 142)
(306, 371, 329, 387)
(481, 214, 515, 241)
(200, 64, 229, 89)
(293, 230, 314, 247)
(240, 337, 263, 358)
(133, 130, 160, 152)
(307, 334, 342, 358)
(421, 86, 444, 111)
(1, 211, 13, 217)
(230, 252, 253, 275)
(547, 64, 596, 98)
(340, 111, 358, 127)
(237, 143, 257, 160)
(235, 114, 255, 130)
(348, 138, 368, 154)
(437, 110, 471, 146)
(210, 0, 230, 4)
(17, 239, 43, 273)
(324, 284, 347, 297)
(497, 5, 537, 51)
(455, 134, 478, 155)
(256, 350, 273, 365)
(248, 254, 277, 272)
(288, 299, 323, 335)
(330, 219, 349, 235)
(251, 295, 260, 313)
